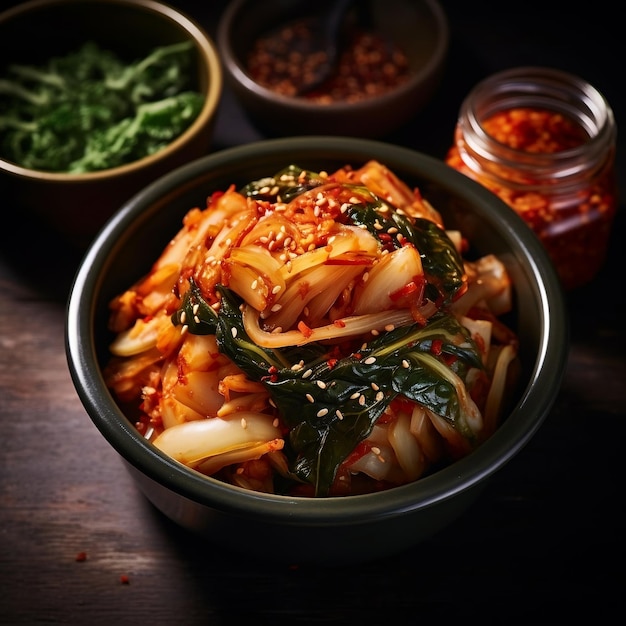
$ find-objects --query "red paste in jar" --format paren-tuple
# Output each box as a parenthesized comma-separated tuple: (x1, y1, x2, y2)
(446, 107, 617, 290)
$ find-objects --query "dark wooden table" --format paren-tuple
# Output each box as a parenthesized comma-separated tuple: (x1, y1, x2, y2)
(2, 1, 624, 623)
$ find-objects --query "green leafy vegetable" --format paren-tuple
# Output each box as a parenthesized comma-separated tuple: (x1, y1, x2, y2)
(239, 164, 327, 202)
(0, 41, 204, 172)
(172, 280, 484, 496)
(345, 196, 466, 305)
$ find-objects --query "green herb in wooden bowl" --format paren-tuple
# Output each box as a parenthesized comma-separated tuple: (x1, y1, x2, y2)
(0, 40, 204, 173)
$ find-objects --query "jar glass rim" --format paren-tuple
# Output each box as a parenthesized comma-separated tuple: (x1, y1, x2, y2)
(457, 66, 616, 179)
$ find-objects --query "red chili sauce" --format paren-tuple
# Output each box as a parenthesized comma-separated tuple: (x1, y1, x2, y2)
(446, 107, 617, 290)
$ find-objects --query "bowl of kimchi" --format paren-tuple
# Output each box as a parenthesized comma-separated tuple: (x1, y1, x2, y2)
(65, 136, 568, 564)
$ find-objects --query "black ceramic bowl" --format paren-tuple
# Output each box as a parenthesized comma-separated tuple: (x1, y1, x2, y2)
(217, 0, 448, 137)
(65, 137, 568, 564)
(0, 0, 222, 248)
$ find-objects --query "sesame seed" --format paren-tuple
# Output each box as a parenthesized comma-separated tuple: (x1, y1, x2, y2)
(306, 393, 315, 403)
(302, 369, 313, 378)
(231, 327, 238, 338)
(371, 446, 381, 455)
(316, 380, 327, 389)
(317, 408, 329, 417)
(241, 417, 248, 429)
(402, 359, 410, 368)
(358, 394, 366, 406)
(375, 391, 384, 402)
(179, 311, 187, 324)
(272, 418, 279, 427)
(371, 382, 380, 391)
(272, 285, 282, 294)
(350, 392, 360, 400)
(363, 356, 376, 365)
(271, 303, 282, 312)
(335, 410, 344, 420)
(251, 279, 258, 290)
(194, 315, 201, 324)
(384, 324, 395, 332)
(192, 304, 200, 315)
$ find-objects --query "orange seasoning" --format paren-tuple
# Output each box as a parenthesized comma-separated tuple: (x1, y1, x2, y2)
(446, 68, 618, 290)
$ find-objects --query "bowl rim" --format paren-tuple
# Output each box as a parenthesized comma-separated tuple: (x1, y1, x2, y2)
(216, 0, 449, 113)
(65, 136, 568, 524)
(0, 0, 223, 181)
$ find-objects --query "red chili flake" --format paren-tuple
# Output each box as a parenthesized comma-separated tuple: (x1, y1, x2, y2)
(389, 280, 419, 302)
(326, 357, 339, 369)
(75, 551, 87, 562)
(262, 365, 279, 383)
(120, 574, 130, 585)
(441, 353, 458, 366)
(430, 338, 443, 356)
(333, 319, 346, 328)
(298, 320, 313, 338)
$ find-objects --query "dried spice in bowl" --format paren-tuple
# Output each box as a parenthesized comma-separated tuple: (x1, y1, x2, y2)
(446, 67, 617, 290)
(245, 17, 410, 103)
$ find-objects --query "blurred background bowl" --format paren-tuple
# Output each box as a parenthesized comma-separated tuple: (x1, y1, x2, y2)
(65, 136, 568, 565)
(217, 0, 448, 138)
(0, 0, 223, 248)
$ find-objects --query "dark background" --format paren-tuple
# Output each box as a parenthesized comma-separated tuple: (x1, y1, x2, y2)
(1, 1, 624, 624)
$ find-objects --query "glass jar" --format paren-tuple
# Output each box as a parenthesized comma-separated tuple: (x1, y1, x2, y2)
(445, 66, 618, 290)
